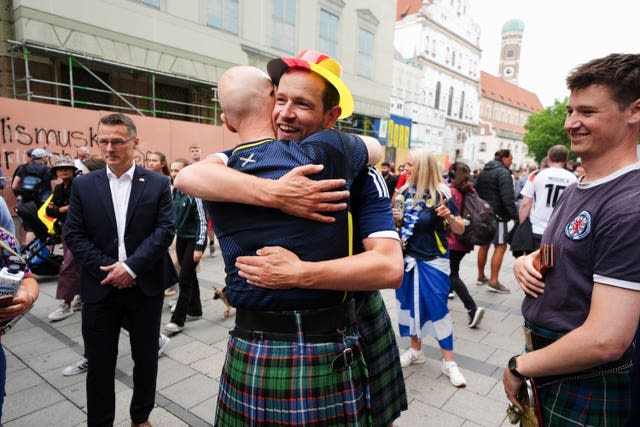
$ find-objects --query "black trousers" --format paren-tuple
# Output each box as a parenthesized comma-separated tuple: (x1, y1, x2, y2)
(170, 236, 202, 326)
(82, 287, 163, 426)
(449, 250, 477, 313)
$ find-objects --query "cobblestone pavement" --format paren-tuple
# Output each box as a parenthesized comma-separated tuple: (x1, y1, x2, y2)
(3, 244, 525, 426)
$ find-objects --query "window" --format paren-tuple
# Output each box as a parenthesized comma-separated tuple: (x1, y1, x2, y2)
(507, 49, 514, 58)
(479, 142, 486, 152)
(447, 86, 454, 116)
(208, 0, 238, 34)
(319, 10, 339, 57)
(357, 28, 374, 79)
(59, 65, 110, 110)
(459, 91, 465, 118)
(434, 81, 441, 110)
(140, 0, 160, 7)
(272, 0, 296, 52)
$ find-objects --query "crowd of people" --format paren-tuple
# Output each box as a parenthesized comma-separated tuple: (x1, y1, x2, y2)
(0, 51, 638, 427)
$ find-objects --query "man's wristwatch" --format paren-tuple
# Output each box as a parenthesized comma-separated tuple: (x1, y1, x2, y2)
(508, 355, 529, 380)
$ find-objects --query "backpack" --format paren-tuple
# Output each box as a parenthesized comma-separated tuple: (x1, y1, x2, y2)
(19, 164, 48, 202)
(457, 191, 497, 246)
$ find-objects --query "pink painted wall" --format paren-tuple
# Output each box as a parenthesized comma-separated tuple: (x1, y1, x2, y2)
(0, 97, 240, 209)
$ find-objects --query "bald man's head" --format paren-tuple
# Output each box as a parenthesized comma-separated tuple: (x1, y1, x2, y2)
(77, 146, 90, 160)
(218, 66, 275, 127)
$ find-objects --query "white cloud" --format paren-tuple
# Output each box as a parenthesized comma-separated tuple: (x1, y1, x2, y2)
(470, 0, 639, 107)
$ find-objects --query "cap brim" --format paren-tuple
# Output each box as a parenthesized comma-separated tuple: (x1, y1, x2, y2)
(267, 57, 354, 120)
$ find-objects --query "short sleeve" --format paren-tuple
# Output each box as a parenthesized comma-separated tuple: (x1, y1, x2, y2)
(352, 167, 398, 240)
(592, 212, 640, 290)
(520, 172, 536, 198)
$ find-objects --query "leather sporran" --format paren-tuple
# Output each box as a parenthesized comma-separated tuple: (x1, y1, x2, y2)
(506, 380, 540, 427)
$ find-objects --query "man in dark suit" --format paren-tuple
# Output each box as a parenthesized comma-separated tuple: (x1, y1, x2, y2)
(64, 113, 176, 427)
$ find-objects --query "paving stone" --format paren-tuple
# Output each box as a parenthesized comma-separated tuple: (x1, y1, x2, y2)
(5, 367, 43, 395)
(5, 317, 36, 334)
(190, 349, 226, 380)
(160, 373, 218, 409)
(8, 336, 68, 365)
(179, 321, 230, 345)
(403, 367, 457, 407)
(2, 383, 65, 422)
(23, 346, 83, 372)
(3, 400, 85, 427)
(442, 388, 510, 427)
(452, 335, 496, 362)
(156, 357, 199, 389)
(189, 396, 216, 425)
(395, 399, 465, 426)
(164, 339, 217, 365)
(4, 352, 27, 374)
(2, 326, 51, 348)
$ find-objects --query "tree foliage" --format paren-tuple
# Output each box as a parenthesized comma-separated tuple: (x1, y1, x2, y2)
(524, 99, 572, 162)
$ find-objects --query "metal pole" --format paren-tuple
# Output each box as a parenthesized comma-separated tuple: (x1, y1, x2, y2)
(73, 58, 145, 116)
(23, 46, 31, 101)
(151, 73, 156, 117)
(68, 55, 75, 107)
(9, 49, 17, 98)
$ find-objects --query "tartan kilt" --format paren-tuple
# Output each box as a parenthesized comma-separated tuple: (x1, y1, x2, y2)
(215, 332, 371, 426)
(538, 369, 631, 426)
(356, 292, 407, 427)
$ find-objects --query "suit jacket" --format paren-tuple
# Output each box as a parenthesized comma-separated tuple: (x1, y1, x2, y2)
(64, 166, 177, 303)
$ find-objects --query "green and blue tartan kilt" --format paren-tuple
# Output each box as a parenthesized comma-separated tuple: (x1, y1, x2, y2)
(356, 292, 408, 427)
(538, 369, 632, 426)
(214, 332, 371, 426)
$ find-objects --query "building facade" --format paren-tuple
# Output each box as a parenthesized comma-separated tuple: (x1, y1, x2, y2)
(0, 0, 394, 137)
(392, 0, 481, 167)
(465, 71, 541, 169)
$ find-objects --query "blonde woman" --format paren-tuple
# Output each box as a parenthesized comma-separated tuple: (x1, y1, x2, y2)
(393, 149, 467, 387)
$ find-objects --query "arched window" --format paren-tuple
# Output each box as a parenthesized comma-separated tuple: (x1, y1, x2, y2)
(447, 86, 454, 116)
(459, 91, 465, 118)
(435, 81, 441, 110)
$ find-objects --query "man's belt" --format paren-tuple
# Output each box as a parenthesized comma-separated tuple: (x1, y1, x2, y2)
(523, 320, 633, 387)
(232, 299, 357, 343)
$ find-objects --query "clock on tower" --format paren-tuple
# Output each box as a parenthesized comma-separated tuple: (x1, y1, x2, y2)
(503, 66, 514, 78)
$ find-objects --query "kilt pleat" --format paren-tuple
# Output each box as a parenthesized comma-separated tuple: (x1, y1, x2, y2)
(356, 292, 407, 426)
(539, 370, 632, 426)
(215, 332, 371, 426)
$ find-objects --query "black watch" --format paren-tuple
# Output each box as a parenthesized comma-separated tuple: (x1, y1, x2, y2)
(508, 355, 529, 380)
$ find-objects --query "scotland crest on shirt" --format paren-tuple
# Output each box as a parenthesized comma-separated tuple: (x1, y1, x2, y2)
(564, 210, 591, 240)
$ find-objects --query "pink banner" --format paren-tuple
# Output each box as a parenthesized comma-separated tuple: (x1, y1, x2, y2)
(0, 98, 240, 209)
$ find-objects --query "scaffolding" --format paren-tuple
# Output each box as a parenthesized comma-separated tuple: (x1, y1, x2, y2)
(7, 40, 221, 125)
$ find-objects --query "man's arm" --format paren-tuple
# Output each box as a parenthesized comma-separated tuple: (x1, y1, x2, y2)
(175, 156, 349, 223)
(518, 196, 533, 223)
(235, 166, 403, 291)
(235, 237, 403, 291)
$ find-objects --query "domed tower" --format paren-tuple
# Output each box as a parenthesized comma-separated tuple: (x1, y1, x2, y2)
(498, 18, 524, 84)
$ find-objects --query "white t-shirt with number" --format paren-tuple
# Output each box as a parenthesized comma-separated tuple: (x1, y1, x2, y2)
(520, 167, 577, 235)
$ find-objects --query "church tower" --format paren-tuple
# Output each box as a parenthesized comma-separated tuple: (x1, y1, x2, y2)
(498, 19, 524, 84)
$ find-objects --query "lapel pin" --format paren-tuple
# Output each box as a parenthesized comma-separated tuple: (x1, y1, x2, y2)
(139, 178, 145, 182)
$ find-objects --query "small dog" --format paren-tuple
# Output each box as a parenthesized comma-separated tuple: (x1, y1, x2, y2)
(213, 287, 233, 318)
